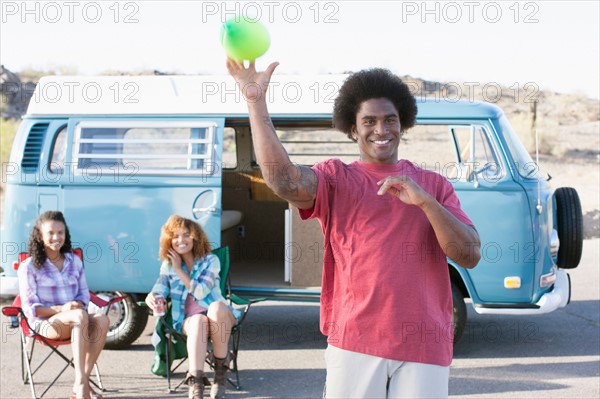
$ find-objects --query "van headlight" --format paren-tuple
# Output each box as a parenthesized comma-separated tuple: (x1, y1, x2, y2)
(540, 266, 557, 288)
(550, 229, 560, 258)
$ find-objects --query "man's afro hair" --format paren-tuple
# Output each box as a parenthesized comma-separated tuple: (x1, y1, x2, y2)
(333, 68, 417, 140)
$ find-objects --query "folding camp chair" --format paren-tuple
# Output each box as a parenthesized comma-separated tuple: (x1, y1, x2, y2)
(1, 249, 125, 399)
(148, 246, 252, 393)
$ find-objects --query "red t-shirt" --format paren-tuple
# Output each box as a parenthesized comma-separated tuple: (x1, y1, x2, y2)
(299, 159, 475, 366)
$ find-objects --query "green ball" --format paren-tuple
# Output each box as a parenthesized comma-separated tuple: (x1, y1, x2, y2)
(221, 17, 270, 61)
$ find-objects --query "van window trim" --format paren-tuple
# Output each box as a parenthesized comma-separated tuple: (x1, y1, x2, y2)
(48, 124, 69, 174)
(71, 119, 219, 176)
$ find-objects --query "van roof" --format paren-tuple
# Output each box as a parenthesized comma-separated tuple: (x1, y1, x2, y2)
(26, 75, 503, 119)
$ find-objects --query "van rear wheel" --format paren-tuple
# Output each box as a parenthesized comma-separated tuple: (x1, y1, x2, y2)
(94, 292, 148, 349)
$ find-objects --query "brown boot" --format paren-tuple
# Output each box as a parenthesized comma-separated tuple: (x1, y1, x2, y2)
(184, 370, 204, 399)
(210, 356, 228, 399)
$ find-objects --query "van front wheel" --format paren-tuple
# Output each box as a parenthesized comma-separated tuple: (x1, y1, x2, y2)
(94, 291, 149, 349)
(555, 187, 583, 269)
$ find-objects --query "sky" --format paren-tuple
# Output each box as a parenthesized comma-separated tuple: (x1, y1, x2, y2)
(1, 0, 599, 99)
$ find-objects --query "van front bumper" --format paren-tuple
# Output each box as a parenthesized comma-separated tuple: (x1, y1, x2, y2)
(0, 274, 19, 297)
(474, 270, 571, 315)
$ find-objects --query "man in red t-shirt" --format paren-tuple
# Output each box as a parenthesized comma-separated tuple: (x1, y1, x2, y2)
(227, 60, 481, 398)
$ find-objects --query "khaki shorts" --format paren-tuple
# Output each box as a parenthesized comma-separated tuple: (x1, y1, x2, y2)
(324, 345, 449, 399)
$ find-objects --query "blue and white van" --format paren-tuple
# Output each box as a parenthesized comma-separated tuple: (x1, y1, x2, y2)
(1, 75, 583, 348)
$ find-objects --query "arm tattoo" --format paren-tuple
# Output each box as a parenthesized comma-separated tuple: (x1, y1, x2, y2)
(277, 165, 317, 203)
(259, 116, 317, 203)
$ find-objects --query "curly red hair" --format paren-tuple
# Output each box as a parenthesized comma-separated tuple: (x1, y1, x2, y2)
(158, 215, 211, 262)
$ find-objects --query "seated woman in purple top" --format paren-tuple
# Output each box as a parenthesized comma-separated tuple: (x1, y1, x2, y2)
(17, 211, 109, 399)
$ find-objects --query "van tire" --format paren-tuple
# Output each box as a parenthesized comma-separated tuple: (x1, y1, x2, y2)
(99, 292, 149, 349)
(555, 187, 583, 269)
(452, 282, 467, 345)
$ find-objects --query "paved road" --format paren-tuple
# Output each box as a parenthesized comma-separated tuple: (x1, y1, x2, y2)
(1, 240, 598, 398)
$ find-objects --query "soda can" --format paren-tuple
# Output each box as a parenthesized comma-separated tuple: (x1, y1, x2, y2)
(154, 293, 166, 317)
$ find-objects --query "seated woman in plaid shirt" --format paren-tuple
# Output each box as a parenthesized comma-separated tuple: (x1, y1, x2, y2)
(145, 215, 237, 399)
(18, 211, 109, 399)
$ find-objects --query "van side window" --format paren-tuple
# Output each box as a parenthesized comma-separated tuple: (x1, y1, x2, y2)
(254, 126, 358, 166)
(73, 121, 218, 175)
(403, 124, 503, 182)
(451, 125, 502, 181)
(49, 126, 67, 173)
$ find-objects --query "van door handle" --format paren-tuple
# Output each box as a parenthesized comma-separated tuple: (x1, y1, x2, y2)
(193, 207, 219, 213)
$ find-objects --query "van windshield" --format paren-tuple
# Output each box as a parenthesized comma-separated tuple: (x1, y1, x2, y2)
(497, 115, 539, 180)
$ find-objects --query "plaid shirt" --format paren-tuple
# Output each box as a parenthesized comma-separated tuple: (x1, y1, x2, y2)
(17, 253, 90, 322)
(151, 254, 229, 333)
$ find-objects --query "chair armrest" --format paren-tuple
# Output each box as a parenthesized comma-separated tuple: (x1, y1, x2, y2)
(1, 306, 22, 318)
(229, 293, 267, 306)
(2, 306, 35, 332)
(89, 292, 127, 315)
(1, 307, 22, 328)
(228, 293, 250, 306)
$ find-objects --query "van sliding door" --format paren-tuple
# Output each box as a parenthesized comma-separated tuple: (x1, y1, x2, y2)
(60, 118, 224, 293)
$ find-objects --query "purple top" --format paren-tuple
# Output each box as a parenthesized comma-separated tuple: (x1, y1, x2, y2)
(17, 253, 90, 322)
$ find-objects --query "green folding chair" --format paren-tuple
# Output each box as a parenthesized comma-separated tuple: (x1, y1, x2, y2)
(148, 247, 252, 393)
